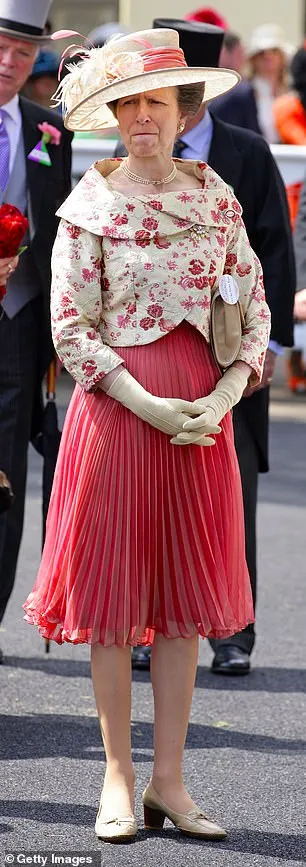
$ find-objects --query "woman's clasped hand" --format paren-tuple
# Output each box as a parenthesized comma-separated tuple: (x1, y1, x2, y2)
(171, 366, 249, 445)
(105, 368, 221, 445)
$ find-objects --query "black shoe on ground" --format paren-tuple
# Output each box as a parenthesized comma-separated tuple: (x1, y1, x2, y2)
(132, 646, 151, 671)
(0, 646, 4, 664)
(211, 646, 250, 676)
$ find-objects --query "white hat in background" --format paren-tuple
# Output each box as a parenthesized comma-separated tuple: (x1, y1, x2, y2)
(248, 23, 294, 61)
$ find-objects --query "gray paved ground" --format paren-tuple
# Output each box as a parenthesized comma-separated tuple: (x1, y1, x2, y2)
(0, 359, 305, 867)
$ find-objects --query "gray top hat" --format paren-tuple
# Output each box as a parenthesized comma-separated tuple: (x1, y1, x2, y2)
(0, 0, 53, 42)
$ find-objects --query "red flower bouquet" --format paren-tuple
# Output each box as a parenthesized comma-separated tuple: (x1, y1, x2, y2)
(0, 204, 28, 302)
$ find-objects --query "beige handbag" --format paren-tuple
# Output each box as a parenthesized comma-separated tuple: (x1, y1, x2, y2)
(210, 287, 245, 370)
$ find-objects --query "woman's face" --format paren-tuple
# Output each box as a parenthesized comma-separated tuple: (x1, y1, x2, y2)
(116, 86, 182, 158)
(251, 48, 285, 80)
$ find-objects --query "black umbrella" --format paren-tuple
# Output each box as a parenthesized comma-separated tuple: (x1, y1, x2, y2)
(41, 361, 61, 539)
(34, 359, 61, 653)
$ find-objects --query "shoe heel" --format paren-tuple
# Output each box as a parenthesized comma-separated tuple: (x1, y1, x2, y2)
(143, 804, 165, 829)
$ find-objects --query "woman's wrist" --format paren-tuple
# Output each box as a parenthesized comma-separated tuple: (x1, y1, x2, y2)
(231, 360, 252, 379)
(99, 364, 125, 393)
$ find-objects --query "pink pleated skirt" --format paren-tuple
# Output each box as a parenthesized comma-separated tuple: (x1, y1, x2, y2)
(23, 322, 254, 646)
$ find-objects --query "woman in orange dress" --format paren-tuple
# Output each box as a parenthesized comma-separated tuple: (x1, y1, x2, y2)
(23, 28, 270, 842)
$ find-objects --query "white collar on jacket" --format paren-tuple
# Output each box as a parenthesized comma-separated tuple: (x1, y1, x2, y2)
(56, 158, 242, 236)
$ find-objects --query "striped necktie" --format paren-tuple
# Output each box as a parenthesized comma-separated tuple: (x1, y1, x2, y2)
(0, 108, 10, 192)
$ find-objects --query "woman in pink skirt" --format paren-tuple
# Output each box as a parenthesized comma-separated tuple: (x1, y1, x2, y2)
(24, 28, 270, 842)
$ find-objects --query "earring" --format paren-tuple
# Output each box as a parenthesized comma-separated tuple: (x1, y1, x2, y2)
(177, 121, 185, 133)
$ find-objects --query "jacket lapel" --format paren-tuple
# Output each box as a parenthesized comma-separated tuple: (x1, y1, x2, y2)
(209, 116, 243, 197)
(20, 98, 48, 236)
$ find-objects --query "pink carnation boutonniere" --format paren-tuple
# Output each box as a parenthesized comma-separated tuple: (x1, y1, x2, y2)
(28, 121, 62, 167)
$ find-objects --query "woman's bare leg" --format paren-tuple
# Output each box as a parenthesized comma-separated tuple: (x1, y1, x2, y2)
(150, 632, 199, 812)
(91, 644, 134, 816)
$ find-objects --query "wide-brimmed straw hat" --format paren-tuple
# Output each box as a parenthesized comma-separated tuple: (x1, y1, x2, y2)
(54, 28, 239, 131)
(0, 0, 52, 43)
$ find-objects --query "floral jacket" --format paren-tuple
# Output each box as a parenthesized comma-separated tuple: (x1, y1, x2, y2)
(52, 158, 271, 391)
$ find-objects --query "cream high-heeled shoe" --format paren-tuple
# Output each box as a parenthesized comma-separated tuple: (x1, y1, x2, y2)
(95, 800, 138, 842)
(143, 782, 227, 839)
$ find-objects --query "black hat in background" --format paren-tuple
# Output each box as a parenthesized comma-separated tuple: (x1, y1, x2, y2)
(152, 18, 224, 68)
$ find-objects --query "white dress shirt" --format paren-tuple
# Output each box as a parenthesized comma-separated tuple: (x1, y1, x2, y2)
(179, 110, 214, 161)
(252, 77, 280, 145)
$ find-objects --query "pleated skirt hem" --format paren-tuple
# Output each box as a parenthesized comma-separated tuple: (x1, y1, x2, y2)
(23, 608, 255, 646)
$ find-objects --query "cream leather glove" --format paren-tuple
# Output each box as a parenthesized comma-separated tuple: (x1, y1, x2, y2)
(105, 368, 217, 439)
(171, 366, 249, 445)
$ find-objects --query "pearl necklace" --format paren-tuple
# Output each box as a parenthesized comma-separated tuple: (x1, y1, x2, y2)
(121, 158, 177, 186)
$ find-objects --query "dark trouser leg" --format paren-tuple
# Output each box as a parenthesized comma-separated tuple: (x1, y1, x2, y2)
(209, 402, 259, 656)
(0, 300, 39, 623)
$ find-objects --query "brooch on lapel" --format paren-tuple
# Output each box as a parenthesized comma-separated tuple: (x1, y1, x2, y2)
(28, 122, 62, 167)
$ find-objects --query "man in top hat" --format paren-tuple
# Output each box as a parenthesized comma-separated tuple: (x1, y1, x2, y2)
(115, 18, 295, 674)
(0, 0, 72, 661)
